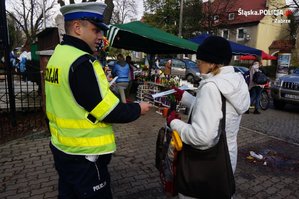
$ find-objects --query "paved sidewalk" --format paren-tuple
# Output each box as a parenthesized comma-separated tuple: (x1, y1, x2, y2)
(0, 109, 299, 199)
(241, 104, 299, 144)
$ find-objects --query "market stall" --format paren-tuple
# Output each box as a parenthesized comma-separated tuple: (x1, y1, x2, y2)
(107, 21, 198, 54)
(189, 33, 262, 56)
(106, 21, 198, 109)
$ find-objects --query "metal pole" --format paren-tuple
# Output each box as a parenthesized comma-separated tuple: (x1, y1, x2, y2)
(178, 0, 184, 59)
(42, 0, 46, 29)
(178, 0, 184, 37)
(0, 0, 17, 126)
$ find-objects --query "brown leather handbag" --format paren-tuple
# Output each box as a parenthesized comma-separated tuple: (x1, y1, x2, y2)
(176, 94, 235, 199)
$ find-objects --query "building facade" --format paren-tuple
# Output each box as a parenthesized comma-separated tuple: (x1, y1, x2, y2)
(204, 0, 291, 57)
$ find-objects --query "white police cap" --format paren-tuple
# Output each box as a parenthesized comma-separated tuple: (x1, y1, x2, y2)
(60, 2, 108, 30)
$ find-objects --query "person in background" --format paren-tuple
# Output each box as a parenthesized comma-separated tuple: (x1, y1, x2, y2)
(164, 59, 172, 79)
(169, 36, 250, 198)
(45, 2, 151, 199)
(247, 60, 263, 114)
(112, 54, 130, 103)
(18, 45, 31, 80)
(9, 48, 19, 71)
(154, 56, 160, 69)
(18, 56, 27, 73)
(125, 55, 135, 97)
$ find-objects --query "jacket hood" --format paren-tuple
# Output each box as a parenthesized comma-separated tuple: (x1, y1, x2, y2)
(200, 66, 250, 114)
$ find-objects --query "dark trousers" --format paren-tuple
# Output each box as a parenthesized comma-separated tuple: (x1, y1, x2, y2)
(250, 86, 262, 110)
(50, 143, 113, 199)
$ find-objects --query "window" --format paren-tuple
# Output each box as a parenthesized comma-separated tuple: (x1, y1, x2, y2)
(213, 15, 219, 23)
(228, 13, 235, 20)
(222, 29, 229, 39)
(237, 28, 245, 40)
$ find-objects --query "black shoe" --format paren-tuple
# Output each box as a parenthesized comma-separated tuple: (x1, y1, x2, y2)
(245, 110, 250, 114)
(253, 109, 261, 114)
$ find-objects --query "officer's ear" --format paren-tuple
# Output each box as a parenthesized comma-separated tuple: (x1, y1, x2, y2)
(72, 20, 82, 35)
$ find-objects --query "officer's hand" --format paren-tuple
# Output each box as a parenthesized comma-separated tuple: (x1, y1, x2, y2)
(139, 102, 152, 115)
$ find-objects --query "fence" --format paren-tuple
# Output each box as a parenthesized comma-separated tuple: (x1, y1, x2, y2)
(0, 70, 47, 144)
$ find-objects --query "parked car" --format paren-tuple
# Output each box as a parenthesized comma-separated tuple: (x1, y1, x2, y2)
(234, 66, 249, 74)
(183, 59, 201, 83)
(158, 58, 186, 77)
(271, 68, 299, 109)
(158, 58, 200, 83)
(234, 66, 250, 84)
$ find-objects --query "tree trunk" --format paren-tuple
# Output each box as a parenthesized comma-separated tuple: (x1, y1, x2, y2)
(104, 0, 114, 25)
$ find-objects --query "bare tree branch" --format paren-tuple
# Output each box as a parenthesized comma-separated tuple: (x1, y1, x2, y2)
(112, 0, 137, 24)
(200, 0, 237, 34)
(289, 0, 299, 8)
(104, 0, 114, 24)
(30, 0, 35, 37)
(268, 0, 289, 9)
(6, 0, 55, 44)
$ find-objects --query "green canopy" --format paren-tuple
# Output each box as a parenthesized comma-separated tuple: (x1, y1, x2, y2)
(107, 21, 198, 54)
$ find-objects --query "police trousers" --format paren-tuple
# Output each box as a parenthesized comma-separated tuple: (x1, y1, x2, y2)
(50, 142, 113, 199)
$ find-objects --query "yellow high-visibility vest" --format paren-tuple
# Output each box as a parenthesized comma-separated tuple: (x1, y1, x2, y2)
(45, 44, 119, 155)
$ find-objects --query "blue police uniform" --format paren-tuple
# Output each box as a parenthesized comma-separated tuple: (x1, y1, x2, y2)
(49, 3, 142, 199)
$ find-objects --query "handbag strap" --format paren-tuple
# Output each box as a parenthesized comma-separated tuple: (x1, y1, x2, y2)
(219, 93, 226, 136)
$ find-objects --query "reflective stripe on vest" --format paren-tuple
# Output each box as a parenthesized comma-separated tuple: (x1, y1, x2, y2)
(46, 112, 110, 129)
(50, 126, 115, 147)
(45, 45, 119, 155)
(90, 60, 119, 121)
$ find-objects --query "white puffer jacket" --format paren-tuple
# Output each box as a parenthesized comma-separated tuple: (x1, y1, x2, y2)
(170, 66, 250, 172)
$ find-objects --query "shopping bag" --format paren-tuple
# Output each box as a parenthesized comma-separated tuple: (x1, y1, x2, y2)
(155, 127, 166, 170)
(176, 94, 235, 199)
(155, 127, 182, 197)
(253, 71, 268, 84)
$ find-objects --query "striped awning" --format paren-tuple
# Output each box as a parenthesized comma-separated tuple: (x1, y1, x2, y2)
(106, 21, 198, 54)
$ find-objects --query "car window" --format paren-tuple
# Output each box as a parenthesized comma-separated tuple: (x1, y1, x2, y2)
(184, 60, 197, 68)
(172, 59, 185, 68)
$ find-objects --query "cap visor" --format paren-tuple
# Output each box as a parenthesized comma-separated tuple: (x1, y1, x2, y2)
(89, 20, 109, 31)
(98, 22, 109, 31)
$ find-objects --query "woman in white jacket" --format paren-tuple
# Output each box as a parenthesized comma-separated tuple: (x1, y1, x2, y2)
(169, 36, 250, 199)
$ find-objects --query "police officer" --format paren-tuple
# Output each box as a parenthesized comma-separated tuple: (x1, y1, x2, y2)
(45, 2, 151, 198)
